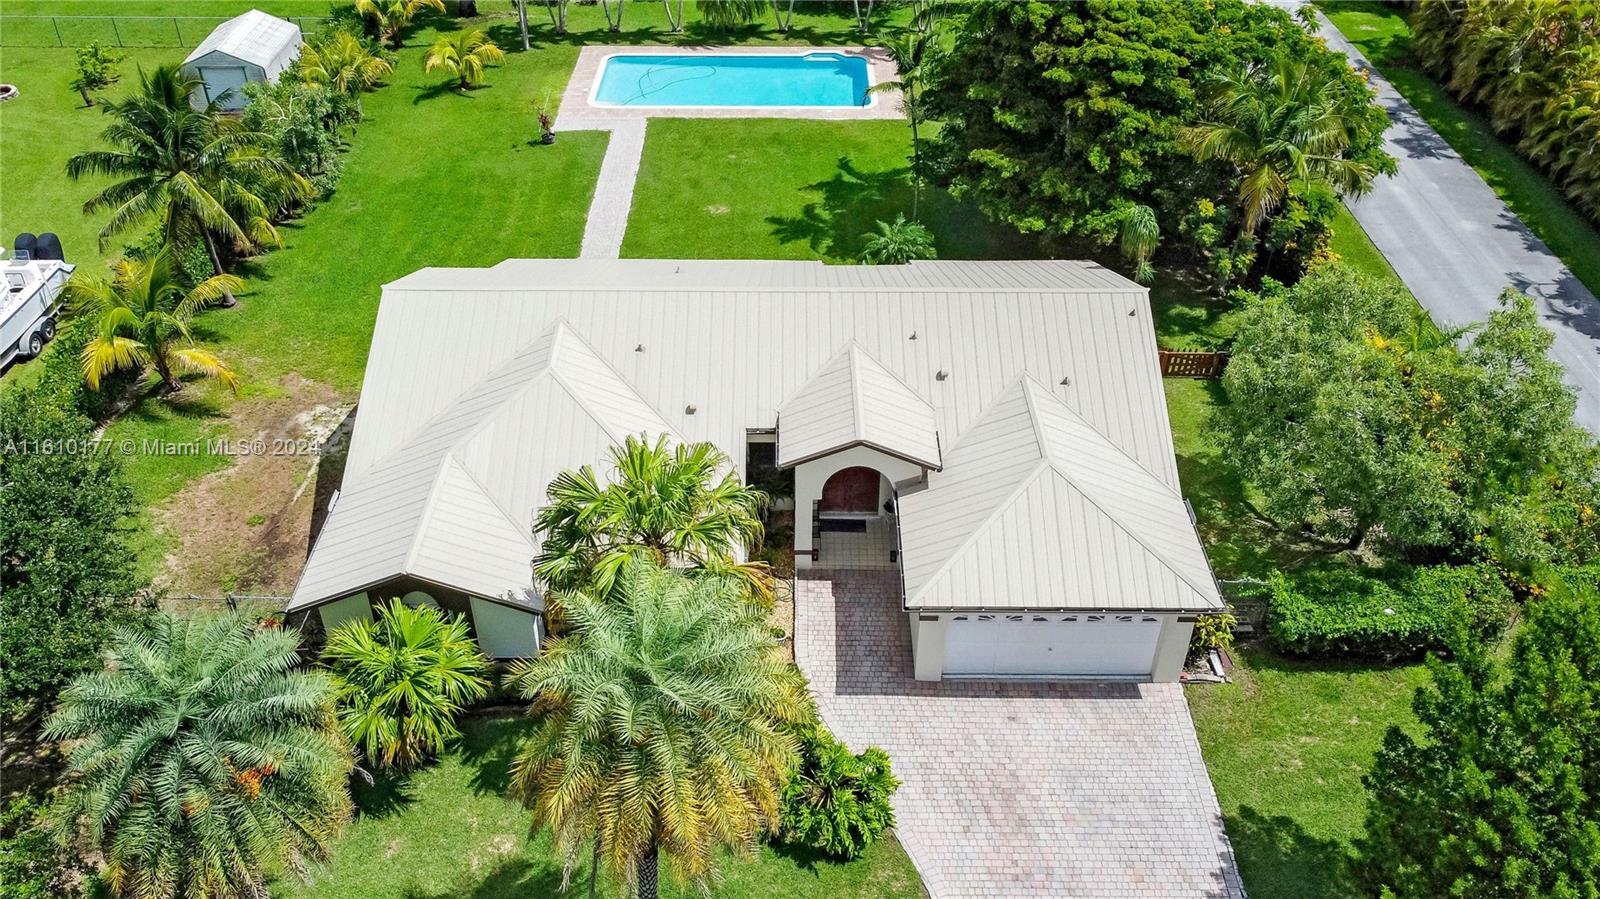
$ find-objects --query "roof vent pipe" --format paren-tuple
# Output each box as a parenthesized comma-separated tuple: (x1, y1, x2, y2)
(935, 370, 948, 382)
(685, 404, 697, 415)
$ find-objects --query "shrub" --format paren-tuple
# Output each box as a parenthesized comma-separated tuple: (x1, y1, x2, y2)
(1267, 563, 1513, 659)
(1189, 612, 1237, 657)
(0, 798, 63, 899)
(242, 80, 345, 201)
(69, 41, 123, 106)
(780, 723, 899, 859)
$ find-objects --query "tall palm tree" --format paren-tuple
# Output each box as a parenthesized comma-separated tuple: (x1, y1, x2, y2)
(1184, 53, 1384, 235)
(323, 599, 490, 770)
(508, 562, 809, 899)
(423, 29, 506, 91)
(296, 30, 393, 119)
(869, 30, 937, 220)
(66, 245, 242, 395)
(355, 0, 445, 49)
(66, 64, 308, 304)
(533, 434, 770, 601)
(44, 614, 354, 899)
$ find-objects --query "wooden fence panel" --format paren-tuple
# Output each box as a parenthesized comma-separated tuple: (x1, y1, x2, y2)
(1158, 349, 1229, 378)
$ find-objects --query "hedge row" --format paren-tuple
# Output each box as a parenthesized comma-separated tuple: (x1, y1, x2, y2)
(1267, 563, 1513, 658)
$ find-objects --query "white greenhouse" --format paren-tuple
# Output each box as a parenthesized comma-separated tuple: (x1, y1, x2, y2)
(180, 9, 303, 111)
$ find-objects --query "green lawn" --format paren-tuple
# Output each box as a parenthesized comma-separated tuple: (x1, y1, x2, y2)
(1319, 0, 1600, 297)
(272, 715, 924, 899)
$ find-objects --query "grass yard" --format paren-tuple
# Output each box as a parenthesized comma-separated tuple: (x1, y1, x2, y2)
(271, 715, 924, 899)
(1319, 0, 1600, 297)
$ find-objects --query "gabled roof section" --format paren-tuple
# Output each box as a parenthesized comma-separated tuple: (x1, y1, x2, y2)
(897, 377, 1221, 613)
(290, 321, 679, 610)
(183, 9, 301, 74)
(777, 342, 941, 470)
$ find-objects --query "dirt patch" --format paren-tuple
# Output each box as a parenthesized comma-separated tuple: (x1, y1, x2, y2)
(704, 204, 731, 215)
(154, 374, 354, 600)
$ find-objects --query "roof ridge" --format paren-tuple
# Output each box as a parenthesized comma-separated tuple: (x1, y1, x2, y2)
(544, 324, 682, 446)
(1022, 374, 1179, 499)
(847, 344, 866, 444)
(906, 459, 1053, 605)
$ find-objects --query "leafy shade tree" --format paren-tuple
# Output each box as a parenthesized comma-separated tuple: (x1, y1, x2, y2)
(66, 245, 243, 394)
(1355, 580, 1600, 896)
(66, 64, 309, 300)
(533, 434, 771, 600)
(423, 29, 506, 91)
(296, 29, 393, 119)
(45, 615, 355, 899)
(1184, 51, 1393, 234)
(508, 562, 809, 899)
(1215, 264, 1600, 566)
(780, 724, 899, 860)
(860, 214, 936, 264)
(323, 599, 490, 770)
(242, 79, 345, 199)
(869, 29, 937, 220)
(0, 387, 145, 717)
(355, 0, 445, 49)
(69, 41, 124, 107)
(926, 0, 1387, 278)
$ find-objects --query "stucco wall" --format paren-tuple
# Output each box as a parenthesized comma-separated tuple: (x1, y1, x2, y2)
(793, 445, 925, 568)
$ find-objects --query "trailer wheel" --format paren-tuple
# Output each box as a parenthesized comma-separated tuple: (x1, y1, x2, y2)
(40, 317, 56, 341)
(25, 332, 43, 358)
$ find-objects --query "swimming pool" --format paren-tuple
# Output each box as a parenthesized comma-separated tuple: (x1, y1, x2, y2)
(592, 53, 873, 108)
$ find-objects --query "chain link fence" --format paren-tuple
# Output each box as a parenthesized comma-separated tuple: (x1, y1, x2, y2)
(0, 15, 335, 48)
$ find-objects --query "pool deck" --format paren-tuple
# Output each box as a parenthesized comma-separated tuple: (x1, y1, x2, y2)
(553, 45, 903, 130)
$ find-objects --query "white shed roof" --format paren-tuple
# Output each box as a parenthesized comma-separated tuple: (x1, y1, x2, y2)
(183, 9, 302, 78)
(777, 342, 941, 469)
(293, 259, 1210, 613)
(898, 377, 1220, 612)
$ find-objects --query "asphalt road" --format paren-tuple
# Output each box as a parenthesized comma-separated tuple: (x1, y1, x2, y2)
(1314, 15, 1600, 432)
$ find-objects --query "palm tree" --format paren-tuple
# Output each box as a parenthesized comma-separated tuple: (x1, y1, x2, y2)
(1184, 53, 1384, 235)
(694, 0, 762, 29)
(533, 434, 770, 601)
(423, 29, 506, 91)
(1117, 204, 1159, 284)
(296, 30, 393, 119)
(508, 562, 809, 899)
(869, 30, 937, 219)
(860, 214, 935, 264)
(323, 599, 490, 770)
(44, 614, 354, 899)
(66, 64, 308, 304)
(355, 0, 445, 49)
(66, 245, 242, 395)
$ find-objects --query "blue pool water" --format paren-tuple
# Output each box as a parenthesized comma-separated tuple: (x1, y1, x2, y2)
(593, 53, 871, 107)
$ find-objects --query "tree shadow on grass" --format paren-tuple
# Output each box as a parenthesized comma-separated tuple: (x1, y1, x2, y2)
(1224, 805, 1355, 899)
(766, 838, 836, 874)
(412, 80, 483, 104)
(456, 714, 531, 797)
(398, 857, 570, 899)
(351, 766, 419, 819)
(765, 156, 913, 260)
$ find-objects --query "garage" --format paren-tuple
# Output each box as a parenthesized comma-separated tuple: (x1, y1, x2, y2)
(941, 613, 1163, 678)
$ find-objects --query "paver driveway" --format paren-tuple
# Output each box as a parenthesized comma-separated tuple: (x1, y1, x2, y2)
(795, 572, 1245, 899)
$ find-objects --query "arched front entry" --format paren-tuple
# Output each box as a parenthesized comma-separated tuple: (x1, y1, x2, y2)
(792, 446, 924, 571)
(820, 466, 885, 516)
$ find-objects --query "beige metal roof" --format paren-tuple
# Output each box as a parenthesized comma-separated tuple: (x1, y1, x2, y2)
(295, 259, 1197, 612)
(777, 342, 941, 469)
(898, 377, 1221, 612)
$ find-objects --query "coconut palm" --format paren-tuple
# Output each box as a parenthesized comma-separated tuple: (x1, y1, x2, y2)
(322, 599, 490, 770)
(1184, 53, 1385, 235)
(296, 30, 393, 119)
(355, 0, 445, 49)
(869, 29, 938, 219)
(66, 245, 242, 394)
(44, 614, 353, 899)
(66, 64, 308, 303)
(860, 214, 935, 264)
(423, 29, 506, 91)
(533, 434, 770, 601)
(508, 562, 809, 899)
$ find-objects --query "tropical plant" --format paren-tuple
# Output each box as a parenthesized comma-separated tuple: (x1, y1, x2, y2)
(323, 599, 491, 770)
(355, 0, 445, 49)
(242, 79, 344, 198)
(44, 614, 354, 899)
(0, 384, 144, 718)
(296, 29, 393, 118)
(1117, 204, 1160, 284)
(533, 434, 771, 600)
(423, 28, 506, 91)
(65, 64, 309, 300)
(694, 0, 761, 29)
(1189, 612, 1237, 656)
(1184, 52, 1394, 234)
(507, 562, 809, 899)
(65, 244, 243, 394)
(870, 29, 937, 219)
(780, 724, 899, 860)
(860, 214, 936, 264)
(70, 41, 123, 107)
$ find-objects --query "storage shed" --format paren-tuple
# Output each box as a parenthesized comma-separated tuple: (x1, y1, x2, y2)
(180, 10, 302, 111)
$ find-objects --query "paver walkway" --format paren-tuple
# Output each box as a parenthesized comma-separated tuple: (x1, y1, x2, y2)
(795, 572, 1245, 899)
(1311, 11, 1600, 431)
(570, 118, 646, 259)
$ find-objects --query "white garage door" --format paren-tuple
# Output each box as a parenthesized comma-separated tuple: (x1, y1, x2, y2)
(942, 613, 1163, 678)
